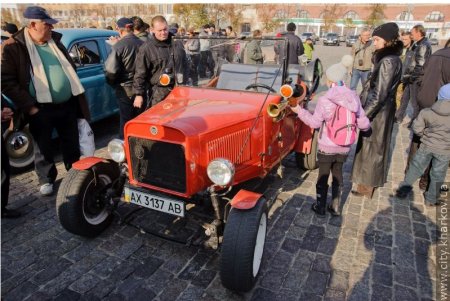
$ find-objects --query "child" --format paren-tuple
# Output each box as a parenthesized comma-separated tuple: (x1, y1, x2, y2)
(396, 83, 450, 205)
(291, 55, 371, 216)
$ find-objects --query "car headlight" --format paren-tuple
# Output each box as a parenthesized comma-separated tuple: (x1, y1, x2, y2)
(207, 158, 235, 186)
(107, 139, 125, 163)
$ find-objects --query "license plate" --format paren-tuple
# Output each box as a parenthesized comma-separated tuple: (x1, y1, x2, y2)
(123, 187, 185, 217)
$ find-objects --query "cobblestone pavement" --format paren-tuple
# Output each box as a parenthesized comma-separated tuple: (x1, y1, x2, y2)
(2, 116, 449, 301)
(1, 39, 447, 300)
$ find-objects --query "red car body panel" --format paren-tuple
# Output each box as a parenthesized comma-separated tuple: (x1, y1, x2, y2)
(124, 86, 302, 199)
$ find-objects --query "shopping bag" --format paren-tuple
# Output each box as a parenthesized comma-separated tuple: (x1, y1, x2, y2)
(77, 118, 95, 156)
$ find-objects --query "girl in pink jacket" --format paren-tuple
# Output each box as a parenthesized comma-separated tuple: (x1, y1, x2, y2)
(292, 55, 371, 217)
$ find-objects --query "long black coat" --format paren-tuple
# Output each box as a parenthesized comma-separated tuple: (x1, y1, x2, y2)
(352, 43, 403, 188)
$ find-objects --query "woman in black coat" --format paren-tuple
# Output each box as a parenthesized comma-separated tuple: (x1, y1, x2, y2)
(351, 22, 403, 198)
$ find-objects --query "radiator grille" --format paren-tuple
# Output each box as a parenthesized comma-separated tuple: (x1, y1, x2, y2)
(128, 137, 186, 193)
(207, 128, 251, 164)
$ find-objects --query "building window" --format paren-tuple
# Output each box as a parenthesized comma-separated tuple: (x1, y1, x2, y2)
(241, 23, 251, 33)
(425, 11, 444, 22)
(343, 11, 359, 20)
(296, 10, 309, 19)
(274, 9, 287, 19)
(397, 11, 414, 21)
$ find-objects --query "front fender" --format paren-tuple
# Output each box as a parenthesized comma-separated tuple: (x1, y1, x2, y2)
(230, 189, 263, 210)
(72, 157, 109, 170)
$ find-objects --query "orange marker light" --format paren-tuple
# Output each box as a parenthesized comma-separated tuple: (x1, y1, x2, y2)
(280, 84, 293, 98)
(159, 74, 171, 86)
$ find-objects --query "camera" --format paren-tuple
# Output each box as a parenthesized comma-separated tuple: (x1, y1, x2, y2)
(358, 59, 364, 66)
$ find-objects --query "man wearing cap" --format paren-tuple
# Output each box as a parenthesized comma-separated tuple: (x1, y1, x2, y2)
(1, 6, 90, 196)
(133, 15, 186, 108)
(105, 17, 144, 139)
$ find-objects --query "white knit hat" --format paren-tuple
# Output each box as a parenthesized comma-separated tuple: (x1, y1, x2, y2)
(325, 55, 354, 83)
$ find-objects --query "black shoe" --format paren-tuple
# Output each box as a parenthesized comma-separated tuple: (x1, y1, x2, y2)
(395, 186, 412, 199)
(426, 200, 444, 207)
(1, 208, 21, 218)
(311, 203, 326, 217)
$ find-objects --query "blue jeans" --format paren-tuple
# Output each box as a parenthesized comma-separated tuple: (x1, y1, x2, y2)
(350, 69, 370, 91)
(401, 147, 450, 204)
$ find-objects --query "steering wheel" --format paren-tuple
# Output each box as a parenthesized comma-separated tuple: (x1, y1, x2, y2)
(245, 83, 276, 93)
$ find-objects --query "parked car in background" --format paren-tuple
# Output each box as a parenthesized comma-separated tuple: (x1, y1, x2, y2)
(56, 35, 323, 293)
(338, 35, 346, 42)
(300, 32, 316, 44)
(323, 33, 340, 46)
(3, 29, 120, 173)
(429, 38, 439, 45)
(346, 35, 359, 47)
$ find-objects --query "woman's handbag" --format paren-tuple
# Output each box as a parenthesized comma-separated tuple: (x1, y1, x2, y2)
(77, 119, 95, 156)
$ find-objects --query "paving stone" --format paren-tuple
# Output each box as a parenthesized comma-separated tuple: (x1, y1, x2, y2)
(30, 257, 72, 285)
(414, 238, 429, 255)
(281, 238, 302, 254)
(40, 267, 83, 296)
(89, 256, 123, 279)
(282, 268, 309, 291)
(302, 271, 329, 295)
(371, 284, 393, 301)
(372, 264, 393, 287)
(260, 268, 287, 290)
(177, 284, 205, 301)
(317, 237, 338, 256)
(145, 268, 174, 295)
(191, 269, 217, 289)
(394, 265, 417, 289)
(328, 270, 349, 292)
(69, 273, 101, 294)
(394, 284, 419, 301)
(52, 288, 81, 301)
(374, 246, 392, 265)
(347, 283, 370, 301)
(324, 288, 346, 301)
(134, 256, 164, 278)
(178, 251, 212, 280)
(158, 278, 189, 301)
(4, 280, 38, 301)
(298, 292, 322, 301)
(413, 222, 430, 240)
(311, 255, 332, 274)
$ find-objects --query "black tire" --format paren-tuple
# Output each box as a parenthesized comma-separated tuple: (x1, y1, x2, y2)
(56, 162, 119, 237)
(220, 197, 268, 292)
(3, 126, 35, 174)
(295, 129, 319, 170)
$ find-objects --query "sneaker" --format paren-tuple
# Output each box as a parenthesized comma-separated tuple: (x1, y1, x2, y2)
(40, 183, 54, 196)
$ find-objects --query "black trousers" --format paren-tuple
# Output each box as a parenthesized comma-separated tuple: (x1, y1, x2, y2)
(188, 54, 200, 86)
(199, 51, 214, 78)
(115, 85, 145, 139)
(29, 100, 80, 185)
(317, 152, 347, 188)
(1, 135, 10, 209)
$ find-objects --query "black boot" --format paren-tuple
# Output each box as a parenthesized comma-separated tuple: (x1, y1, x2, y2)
(312, 184, 328, 217)
(328, 184, 342, 216)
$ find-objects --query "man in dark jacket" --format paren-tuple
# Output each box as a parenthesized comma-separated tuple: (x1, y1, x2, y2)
(131, 16, 149, 42)
(133, 15, 185, 108)
(1, 6, 90, 196)
(403, 24, 432, 122)
(279, 22, 304, 65)
(105, 17, 143, 139)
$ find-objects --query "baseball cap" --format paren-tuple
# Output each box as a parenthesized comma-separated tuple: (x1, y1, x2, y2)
(23, 6, 58, 24)
(116, 17, 133, 29)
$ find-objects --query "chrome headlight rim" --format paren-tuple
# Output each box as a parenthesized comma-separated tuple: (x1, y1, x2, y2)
(207, 158, 235, 186)
(107, 139, 125, 163)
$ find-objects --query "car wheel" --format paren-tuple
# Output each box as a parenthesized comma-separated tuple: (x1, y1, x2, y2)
(3, 126, 34, 174)
(220, 196, 268, 292)
(295, 129, 319, 170)
(56, 162, 119, 237)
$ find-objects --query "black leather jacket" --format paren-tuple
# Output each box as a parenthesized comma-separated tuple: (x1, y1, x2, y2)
(403, 37, 431, 84)
(104, 33, 143, 86)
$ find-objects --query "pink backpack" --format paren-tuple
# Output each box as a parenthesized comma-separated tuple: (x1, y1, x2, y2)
(324, 105, 357, 146)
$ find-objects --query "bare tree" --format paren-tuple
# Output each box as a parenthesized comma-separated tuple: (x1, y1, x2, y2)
(256, 4, 278, 32)
(173, 4, 208, 30)
(1, 8, 16, 24)
(321, 4, 343, 33)
(366, 4, 386, 28)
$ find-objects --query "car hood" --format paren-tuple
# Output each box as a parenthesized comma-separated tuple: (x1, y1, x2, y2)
(132, 86, 279, 136)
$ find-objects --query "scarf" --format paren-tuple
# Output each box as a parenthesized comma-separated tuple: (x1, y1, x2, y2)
(24, 27, 84, 103)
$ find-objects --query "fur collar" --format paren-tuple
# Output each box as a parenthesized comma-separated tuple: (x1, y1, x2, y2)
(373, 40, 403, 64)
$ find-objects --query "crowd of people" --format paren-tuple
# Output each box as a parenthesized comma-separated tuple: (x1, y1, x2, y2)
(1, 5, 449, 221)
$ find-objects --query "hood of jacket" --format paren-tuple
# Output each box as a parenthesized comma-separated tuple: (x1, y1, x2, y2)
(322, 86, 361, 112)
(431, 100, 450, 116)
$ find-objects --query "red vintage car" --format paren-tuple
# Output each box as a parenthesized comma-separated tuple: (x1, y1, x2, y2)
(56, 36, 322, 292)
